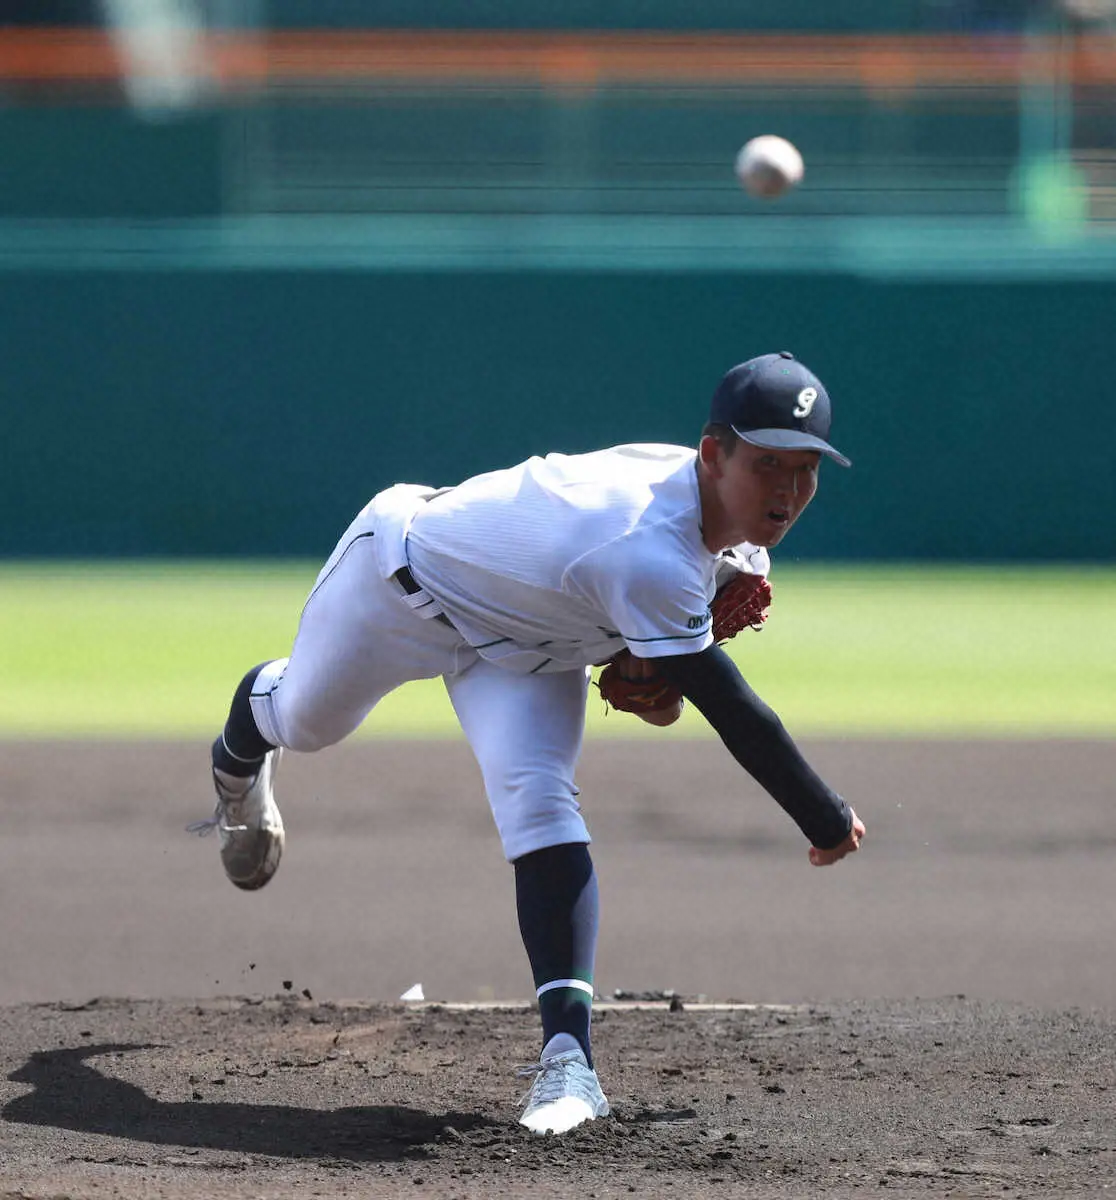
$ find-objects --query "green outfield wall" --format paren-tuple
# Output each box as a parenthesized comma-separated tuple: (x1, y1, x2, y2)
(3, 261, 1114, 561)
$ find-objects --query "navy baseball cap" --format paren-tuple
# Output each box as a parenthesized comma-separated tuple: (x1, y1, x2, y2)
(709, 351, 851, 467)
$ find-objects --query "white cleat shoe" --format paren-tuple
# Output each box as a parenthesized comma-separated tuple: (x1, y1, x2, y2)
(189, 749, 285, 891)
(518, 1047, 610, 1135)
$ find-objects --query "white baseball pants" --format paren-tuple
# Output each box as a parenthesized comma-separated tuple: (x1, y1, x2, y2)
(246, 499, 591, 862)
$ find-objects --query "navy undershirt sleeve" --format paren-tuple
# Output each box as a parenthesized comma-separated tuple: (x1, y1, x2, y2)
(656, 644, 852, 850)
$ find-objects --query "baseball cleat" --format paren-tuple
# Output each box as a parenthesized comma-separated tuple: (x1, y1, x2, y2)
(189, 749, 285, 891)
(517, 1047, 610, 1135)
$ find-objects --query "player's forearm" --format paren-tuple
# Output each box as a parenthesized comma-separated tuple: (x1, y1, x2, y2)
(657, 645, 852, 850)
(718, 702, 851, 850)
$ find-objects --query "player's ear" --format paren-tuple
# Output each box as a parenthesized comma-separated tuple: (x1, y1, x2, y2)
(698, 434, 726, 478)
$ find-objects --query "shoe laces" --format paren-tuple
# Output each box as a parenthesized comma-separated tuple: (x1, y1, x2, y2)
(185, 807, 249, 837)
(516, 1050, 587, 1105)
(185, 774, 251, 837)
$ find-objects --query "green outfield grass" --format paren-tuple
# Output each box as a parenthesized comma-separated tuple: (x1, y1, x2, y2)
(0, 562, 1112, 739)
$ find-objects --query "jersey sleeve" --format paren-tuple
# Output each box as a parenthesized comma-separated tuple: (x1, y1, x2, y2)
(567, 536, 715, 660)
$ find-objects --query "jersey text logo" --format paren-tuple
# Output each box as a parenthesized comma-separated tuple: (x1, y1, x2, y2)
(793, 386, 818, 418)
(687, 611, 710, 630)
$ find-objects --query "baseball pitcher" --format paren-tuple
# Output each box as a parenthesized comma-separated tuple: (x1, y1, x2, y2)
(191, 351, 866, 1135)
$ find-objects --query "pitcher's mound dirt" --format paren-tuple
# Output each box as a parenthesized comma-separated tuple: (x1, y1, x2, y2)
(2, 993, 1113, 1199)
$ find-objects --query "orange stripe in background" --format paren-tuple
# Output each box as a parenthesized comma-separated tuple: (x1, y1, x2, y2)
(0, 28, 1114, 89)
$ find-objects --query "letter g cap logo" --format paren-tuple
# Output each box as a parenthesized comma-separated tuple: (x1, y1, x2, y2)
(793, 386, 818, 419)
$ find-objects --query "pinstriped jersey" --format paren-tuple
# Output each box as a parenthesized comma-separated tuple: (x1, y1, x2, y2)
(405, 444, 769, 674)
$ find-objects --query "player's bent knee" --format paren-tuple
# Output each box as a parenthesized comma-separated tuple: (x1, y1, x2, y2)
(262, 693, 363, 753)
(489, 779, 590, 863)
(276, 711, 354, 753)
(502, 825, 590, 864)
(277, 726, 333, 754)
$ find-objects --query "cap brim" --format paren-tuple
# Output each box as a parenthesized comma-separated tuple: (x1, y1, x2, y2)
(733, 426, 852, 468)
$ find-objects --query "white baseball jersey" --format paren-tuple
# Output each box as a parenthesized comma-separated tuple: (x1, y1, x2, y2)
(405, 443, 770, 674)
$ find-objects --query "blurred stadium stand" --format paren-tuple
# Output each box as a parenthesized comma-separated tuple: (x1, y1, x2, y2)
(0, 2, 1114, 246)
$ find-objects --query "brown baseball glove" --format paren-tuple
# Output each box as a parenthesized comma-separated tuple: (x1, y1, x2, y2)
(711, 572, 773, 642)
(597, 573, 773, 716)
(596, 657, 683, 715)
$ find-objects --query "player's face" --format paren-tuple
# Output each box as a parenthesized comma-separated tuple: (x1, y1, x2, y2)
(700, 437, 820, 549)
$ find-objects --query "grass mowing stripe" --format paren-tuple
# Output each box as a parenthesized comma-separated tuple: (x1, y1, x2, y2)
(0, 562, 1112, 739)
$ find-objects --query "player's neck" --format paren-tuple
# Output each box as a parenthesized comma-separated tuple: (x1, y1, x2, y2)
(696, 462, 734, 553)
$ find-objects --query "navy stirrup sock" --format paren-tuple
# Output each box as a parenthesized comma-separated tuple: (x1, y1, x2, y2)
(514, 842, 600, 1067)
(211, 662, 276, 778)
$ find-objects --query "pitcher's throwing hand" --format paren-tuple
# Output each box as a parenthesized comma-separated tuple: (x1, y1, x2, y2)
(809, 809, 866, 867)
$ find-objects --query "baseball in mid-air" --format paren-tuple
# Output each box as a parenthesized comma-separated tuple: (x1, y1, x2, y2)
(734, 135, 805, 199)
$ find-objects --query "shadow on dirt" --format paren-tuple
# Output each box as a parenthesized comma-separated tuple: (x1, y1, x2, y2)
(3, 1043, 498, 1162)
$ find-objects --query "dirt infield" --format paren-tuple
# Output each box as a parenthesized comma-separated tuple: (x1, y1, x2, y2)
(1, 738, 1114, 1197)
